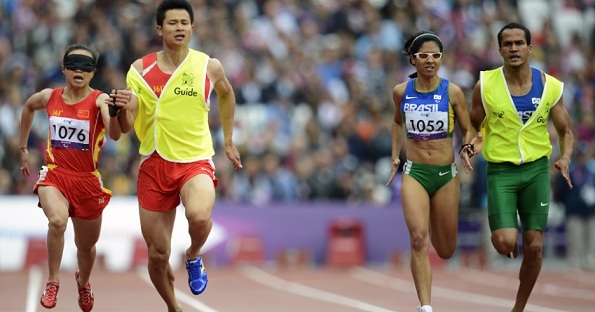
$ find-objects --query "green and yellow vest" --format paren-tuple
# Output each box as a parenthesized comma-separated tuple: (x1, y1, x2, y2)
(126, 49, 214, 162)
(480, 67, 563, 164)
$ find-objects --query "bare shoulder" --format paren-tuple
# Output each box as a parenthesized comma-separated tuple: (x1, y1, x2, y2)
(132, 59, 143, 73)
(207, 57, 227, 83)
(207, 57, 223, 69)
(25, 88, 54, 109)
(472, 79, 481, 90)
(391, 81, 408, 110)
(207, 58, 224, 73)
(393, 81, 407, 95)
(36, 88, 55, 103)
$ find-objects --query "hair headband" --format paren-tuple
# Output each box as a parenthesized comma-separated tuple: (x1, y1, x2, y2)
(408, 33, 442, 54)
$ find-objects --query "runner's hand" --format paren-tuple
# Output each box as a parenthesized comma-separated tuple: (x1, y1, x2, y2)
(386, 158, 400, 186)
(555, 156, 572, 189)
(460, 144, 474, 174)
(19, 147, 30, 176)
(470, 133, 483, 154)
(225, 143, 243, 170)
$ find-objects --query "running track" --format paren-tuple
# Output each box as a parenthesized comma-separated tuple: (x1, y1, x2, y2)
(1, 263, 594, 312)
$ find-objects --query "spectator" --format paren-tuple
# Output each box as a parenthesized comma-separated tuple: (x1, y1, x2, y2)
(0, 0, 592, 207)
(554, 144, 595, 270)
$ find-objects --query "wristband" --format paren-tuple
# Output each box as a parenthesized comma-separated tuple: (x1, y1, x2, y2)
(108, 95, 121, 117)
(108, 105, 121, 117)
(458, 143, 474, 156)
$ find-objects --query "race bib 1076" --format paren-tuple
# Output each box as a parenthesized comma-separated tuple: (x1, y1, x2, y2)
(49, 116, 90, 150)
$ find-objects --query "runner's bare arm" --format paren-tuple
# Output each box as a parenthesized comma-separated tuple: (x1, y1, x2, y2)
(207, 58, 242, 170)
(116, 60, 142, 134)
(450, 83, 475, 172)
(19, 88, 53, 176)
(387, 83, 406, 186)
(550, 96, 574, 189)
(97, 92, 122, 140)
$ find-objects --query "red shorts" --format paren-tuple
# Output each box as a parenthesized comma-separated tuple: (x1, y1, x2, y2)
(34, 166, 112, 219)
(137, 153, 218, 212)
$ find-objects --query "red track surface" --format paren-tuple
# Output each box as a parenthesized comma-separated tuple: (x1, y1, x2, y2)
(1, 263, 594, 312)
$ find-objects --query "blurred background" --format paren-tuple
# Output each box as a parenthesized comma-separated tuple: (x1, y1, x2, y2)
(0, 0, 593, 272)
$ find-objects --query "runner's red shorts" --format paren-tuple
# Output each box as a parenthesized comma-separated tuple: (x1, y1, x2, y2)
(34, 166, 111, 219)
(137, 153, 218, 212)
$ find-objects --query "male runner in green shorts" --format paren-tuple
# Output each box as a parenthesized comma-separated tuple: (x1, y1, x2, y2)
(469, 23, 574, 312)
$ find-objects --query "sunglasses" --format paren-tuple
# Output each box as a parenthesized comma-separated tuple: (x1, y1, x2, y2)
(414, 52, 442, 60)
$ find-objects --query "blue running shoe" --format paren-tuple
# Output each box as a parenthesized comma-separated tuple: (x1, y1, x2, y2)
(186, 256, 208, 295)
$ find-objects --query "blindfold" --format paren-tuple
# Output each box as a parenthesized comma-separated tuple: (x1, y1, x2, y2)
(63, 54, 95, 73)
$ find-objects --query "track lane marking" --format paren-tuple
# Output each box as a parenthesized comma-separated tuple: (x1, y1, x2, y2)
(136, 267, 219, 312)
(240, 265, 397, 312)
(458, 268, 595, 300)
(351, 267, 569, 312)
(26, 265, 42, 312)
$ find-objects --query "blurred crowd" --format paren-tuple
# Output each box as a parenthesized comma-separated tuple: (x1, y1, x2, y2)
(0, 0, 593, 210)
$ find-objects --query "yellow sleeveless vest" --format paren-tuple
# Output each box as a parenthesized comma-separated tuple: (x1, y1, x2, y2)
(480, 67, 563, 164)
(126, 50, 214, 162)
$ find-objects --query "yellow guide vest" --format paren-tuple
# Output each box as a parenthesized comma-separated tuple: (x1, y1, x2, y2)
(126, 50, 214, 162)
(480, 67, 563, 164)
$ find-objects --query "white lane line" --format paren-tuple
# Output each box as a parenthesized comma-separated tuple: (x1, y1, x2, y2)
(458, 269, 595, 300)
(564, 271, 595, 285)
(457, 269, 512, 288)
(541, 283, 595, 300)
(351, 267, 569, 312)
(136, 267, 219, 312)
(240, 266, 397, 312)
(26, 265, 42, 312)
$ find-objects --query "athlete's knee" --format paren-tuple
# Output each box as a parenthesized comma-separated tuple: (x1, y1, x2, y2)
(75, 243, 96, 254)
(185, 203, 212, 221)
(434, 243, 456, 259)
(147, 243, 171, 265)
(409, 231, 429, 252)
(430, 232, 457, 259)
(491, 234, 516, 255)
(47, 217, 68, 234)
(187, 214, 212, 229)
(524, 241, 543, 259)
